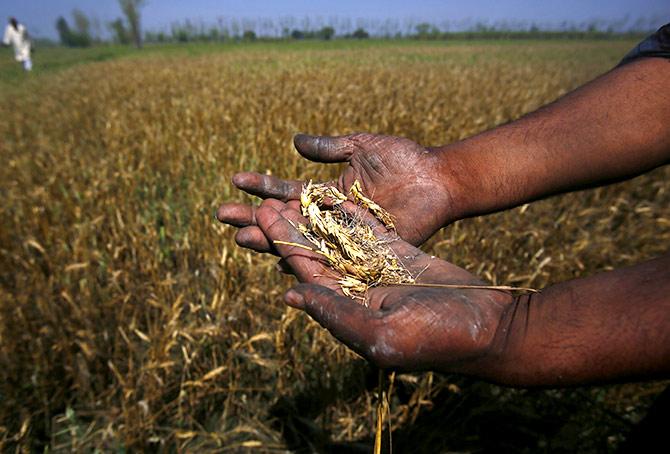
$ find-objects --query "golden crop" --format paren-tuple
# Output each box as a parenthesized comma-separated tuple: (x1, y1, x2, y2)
(287, 180, 414, 300)
(0, 41, 667, 451)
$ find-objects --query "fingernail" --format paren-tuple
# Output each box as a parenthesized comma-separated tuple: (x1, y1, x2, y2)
(215, 204, 228, 220)
(294, 133, 313, 144)
(284, 289, 305, 308)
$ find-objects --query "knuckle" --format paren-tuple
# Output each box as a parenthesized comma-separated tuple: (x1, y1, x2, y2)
(347, 134, 368, 149)
(278, 180, 292, 200)
(349, 132, 372, 142)
(260, 175, 280, 196)
(258, 199, 274, 210)
(279, 204, 298, 219)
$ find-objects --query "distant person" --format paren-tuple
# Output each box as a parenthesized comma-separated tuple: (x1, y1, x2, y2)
(2, 17, 32, 71)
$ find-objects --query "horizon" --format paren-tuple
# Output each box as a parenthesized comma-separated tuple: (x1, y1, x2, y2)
(1, 0, 668, 40)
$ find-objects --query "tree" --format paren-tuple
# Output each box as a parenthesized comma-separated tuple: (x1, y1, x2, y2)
(72, 9, 91, 40)
(352, 28, 369, 39)
(118, 0, 145, 48)
(109, 18, 130, 44)
(415, 22, 431, 39)
(242, 30, 256, 41)
(291, 29, 304, 40)
(318, 26, 335, 40)
(56, 16, 72, 45)
(55, 14, 91, 47)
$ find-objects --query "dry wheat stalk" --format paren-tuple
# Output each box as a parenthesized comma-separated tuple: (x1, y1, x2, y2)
(294, 180, 414, 301)
(275, 180, 537, 305)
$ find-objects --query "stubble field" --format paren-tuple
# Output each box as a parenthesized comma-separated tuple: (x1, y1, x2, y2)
(1, 40, 669, 452)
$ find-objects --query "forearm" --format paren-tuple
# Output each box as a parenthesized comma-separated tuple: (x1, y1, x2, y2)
(437, 57, 670, 222)
(472, 253, 670, 386)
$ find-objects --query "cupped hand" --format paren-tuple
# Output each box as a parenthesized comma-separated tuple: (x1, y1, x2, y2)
(216, 133, 456, 252)
(253, 198, 513, 373)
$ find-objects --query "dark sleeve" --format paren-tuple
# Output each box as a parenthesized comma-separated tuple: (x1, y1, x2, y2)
(619, 23, 670, 66)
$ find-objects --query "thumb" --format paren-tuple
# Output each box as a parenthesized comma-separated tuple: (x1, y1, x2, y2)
(285, 284, 375, 354)
(293, 133, 355, 163)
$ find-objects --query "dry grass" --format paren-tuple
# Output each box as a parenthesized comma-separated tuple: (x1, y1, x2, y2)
(287, 180, 413, 300)
(0, 41, 668, 452)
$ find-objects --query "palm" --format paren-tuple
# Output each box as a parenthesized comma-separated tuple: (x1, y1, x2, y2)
(345, 244, 509, 369)
(362, 285, 507, 369)
(253, 198, 512, 371)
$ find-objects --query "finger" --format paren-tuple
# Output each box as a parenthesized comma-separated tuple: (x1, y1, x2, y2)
(232, 172, 303, 201)
(234, 226, 274, 254)
(216, 203, 257, 227)
(287, 199, 302, 212)
(255, 203, 340, 289)
(285, 284, 375, 354)
(259, 198, 287, 212)
(231, 199, 290, 254)
(293, 133, 356, 163)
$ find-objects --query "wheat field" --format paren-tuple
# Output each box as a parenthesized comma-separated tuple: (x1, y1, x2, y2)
(1, 40, 669, 452)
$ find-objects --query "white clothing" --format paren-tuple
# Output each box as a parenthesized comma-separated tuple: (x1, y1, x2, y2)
(3, 23, 31, 62)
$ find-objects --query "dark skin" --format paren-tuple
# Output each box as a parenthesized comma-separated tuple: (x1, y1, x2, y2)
(255, 198, 512, 371)
(222, 133, 454, 247)
(217, 57, 670, 386)
(254, 199, 670, 386)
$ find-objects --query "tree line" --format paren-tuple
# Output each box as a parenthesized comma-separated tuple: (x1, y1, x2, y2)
(56, 0, 144, 48)
(56, 7, 662, 47)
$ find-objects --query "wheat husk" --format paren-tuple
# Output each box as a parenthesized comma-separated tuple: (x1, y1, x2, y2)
(293, 180, 414, 301)
(275, 180, 537, 304)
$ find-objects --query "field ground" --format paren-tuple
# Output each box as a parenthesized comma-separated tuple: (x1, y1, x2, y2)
(0, 38, 644, 87)
(1, 40, 669, 452)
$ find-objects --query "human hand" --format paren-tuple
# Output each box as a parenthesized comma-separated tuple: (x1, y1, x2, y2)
(253, 198, 513, 373)
(216, 133, 457, 252)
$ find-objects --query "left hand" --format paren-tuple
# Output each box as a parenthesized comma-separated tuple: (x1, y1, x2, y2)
(216, 133, 458, 252)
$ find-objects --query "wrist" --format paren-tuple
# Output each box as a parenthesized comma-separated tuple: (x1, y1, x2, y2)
(438, 290, 520, 381)
(431, 119, 545, 223)
(470, 292, 530, 384)
(429, 141, 478, 224)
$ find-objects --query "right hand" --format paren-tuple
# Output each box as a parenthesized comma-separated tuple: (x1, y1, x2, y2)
(216, 133, 457, 251)
(252, 198, 513, 374)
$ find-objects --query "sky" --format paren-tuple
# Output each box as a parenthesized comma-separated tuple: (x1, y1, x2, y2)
(1, 0, 668, 39)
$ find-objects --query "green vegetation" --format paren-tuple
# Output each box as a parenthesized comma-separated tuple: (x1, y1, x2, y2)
(55, 10, 93, 48)
(117, 0, 146, 48)
(0, 37, 642, 88)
